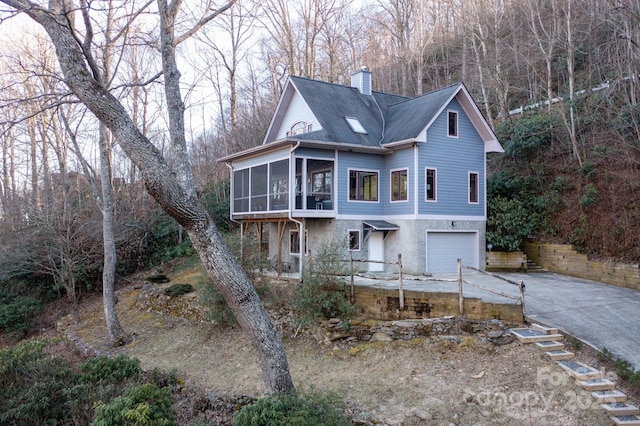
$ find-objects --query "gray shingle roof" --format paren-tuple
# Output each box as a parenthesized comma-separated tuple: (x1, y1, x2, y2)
(287, 76, 463, 146)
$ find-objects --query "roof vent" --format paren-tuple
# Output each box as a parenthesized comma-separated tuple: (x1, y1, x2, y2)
(351, 67, 371, 95)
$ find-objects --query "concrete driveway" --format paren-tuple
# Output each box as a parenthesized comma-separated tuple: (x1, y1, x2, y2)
(494, 272, 640, 370)
(354, 270, 640, 369)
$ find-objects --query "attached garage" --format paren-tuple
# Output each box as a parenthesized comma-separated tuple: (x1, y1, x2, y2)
(426, 231, 479, 274)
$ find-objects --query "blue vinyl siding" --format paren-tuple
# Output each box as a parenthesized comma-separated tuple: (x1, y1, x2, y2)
(384, 147, 415, 215)
(419, 98, 485, 217)
(294, 147, 335, 159)
(338, 151, 384, 215)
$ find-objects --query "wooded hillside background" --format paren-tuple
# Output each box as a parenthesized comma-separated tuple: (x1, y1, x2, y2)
(0, 0, 639, 304)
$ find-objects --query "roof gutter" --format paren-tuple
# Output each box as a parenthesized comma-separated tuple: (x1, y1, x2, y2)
(381, 138, 417, 149)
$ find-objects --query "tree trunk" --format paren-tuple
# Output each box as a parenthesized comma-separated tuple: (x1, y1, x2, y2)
(99, 124, 130, 345)
(3, 0, 295, 394)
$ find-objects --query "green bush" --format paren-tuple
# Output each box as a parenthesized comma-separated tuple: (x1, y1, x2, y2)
(630, 371, 640, 390)
(92, 383, 177, 426)
(148, 367, 180, 390)
(614, 358, 635, 381)
(0, 339, 79, 425)
(148, 274, 171, 283)
(294, 241, 354, 323)
(580, 184, 598, 207)
(232, 388, 352, 426)
(164, 283, 194, 297)
(495, 111, 557, 162)
(0, 295, 42, 333)
(146, 211, 196, 266)
(200, 281, 237, 326)
(80, 354, 141, 384)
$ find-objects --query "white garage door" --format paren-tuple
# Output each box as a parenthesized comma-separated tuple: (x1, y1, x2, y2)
(426, 232, 478, 274)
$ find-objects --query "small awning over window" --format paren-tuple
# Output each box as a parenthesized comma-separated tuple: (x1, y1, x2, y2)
(363, 220, 399, 241)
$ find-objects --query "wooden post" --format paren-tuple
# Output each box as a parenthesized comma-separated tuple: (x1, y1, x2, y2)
(398, 253, 404, 310)
(519, 280, 526, 322)
(457, 258, 464, 315)
(350, 250, 355, 303)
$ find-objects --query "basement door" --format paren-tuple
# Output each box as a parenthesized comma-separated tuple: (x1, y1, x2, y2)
(368, 232, 385, 272)
(426, 231, 478, 274)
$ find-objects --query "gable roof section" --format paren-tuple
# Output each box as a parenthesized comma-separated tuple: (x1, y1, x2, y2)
(248, 77, 502, 160)
(382, 83, 461, 143)
(287, 76, 388, 146)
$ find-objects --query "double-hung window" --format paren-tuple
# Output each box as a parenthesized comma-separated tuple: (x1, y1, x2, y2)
(349, 170, 378, 201)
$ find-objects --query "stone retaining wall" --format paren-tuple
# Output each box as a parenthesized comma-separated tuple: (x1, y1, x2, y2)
(353, 286, 524, 323)
(523, 240, 640, 291)
(485, 251, 527, 272)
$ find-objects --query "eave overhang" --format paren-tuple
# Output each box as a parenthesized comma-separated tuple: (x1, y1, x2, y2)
(217, 138, 392, 163)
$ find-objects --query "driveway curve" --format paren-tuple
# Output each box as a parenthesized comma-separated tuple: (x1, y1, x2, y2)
(500, 272, 640, 370)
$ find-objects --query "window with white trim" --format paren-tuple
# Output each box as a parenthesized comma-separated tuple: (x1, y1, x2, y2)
(287, 121, 310, 137)
(426, 168, 437, 201)
(349, 169, 378, 201)
(289, 229, 308, 255)
(391, 169, 408, 201)
(469, 172, 479, 203)
(348, 230, 361, 251)
(448, 110, 458, 137)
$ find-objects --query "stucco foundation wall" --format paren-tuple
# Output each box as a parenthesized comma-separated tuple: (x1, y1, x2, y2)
(384, 219, 486, 275)
(523, 240, 640, 291)
(267, 218, 487, 276)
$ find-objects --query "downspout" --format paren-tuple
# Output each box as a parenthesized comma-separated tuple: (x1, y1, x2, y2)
(287, 141, 304, 280)
(225, 162, 244, 256)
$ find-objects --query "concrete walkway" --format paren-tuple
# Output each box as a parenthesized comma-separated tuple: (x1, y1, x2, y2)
(354, 271, 640, 369)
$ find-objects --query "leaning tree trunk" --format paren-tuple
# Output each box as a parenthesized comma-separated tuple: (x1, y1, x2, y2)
(3, 0, 294, 394)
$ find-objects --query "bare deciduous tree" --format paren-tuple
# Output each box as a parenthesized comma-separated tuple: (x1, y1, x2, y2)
(0, 0, 294, 394)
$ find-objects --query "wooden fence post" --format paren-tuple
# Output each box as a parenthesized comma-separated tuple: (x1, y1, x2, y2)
(398, 253, 404, 310)
(457, 258, 464, 315)
(519, 280, 526, 322)
(350, 250, 355, 303)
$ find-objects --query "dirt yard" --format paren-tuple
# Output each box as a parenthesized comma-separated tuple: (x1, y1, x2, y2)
(53, 266, 621, 426)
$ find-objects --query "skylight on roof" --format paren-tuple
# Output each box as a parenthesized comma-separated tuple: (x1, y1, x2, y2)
(345, 116, 367, 134)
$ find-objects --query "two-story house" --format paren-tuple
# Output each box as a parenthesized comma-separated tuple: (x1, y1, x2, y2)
(218, 69, 503, 276)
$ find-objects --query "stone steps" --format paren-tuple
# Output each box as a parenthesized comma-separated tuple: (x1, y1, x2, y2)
(510, 323, 639, 425)
(591, 390, 628, 403)
(536, 340, 565, 351)
(602, 402, 640, 416)
(510, 327, 563, 343)
(612, 415, 640, 425)
(526, 259, 547, 272)
(578, 378, 616, 391)
(545, 349, 575, 361)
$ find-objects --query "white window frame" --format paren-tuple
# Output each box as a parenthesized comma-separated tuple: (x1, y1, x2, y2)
(348, 168, 380, 203)
(425, 167, 437, 202)
(447, 110, 458, 138)
(289, 229, 309, 255)
(468, 171, 479, 204)
(390, 168, 409, 203)
(348, 229, 361, 251)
